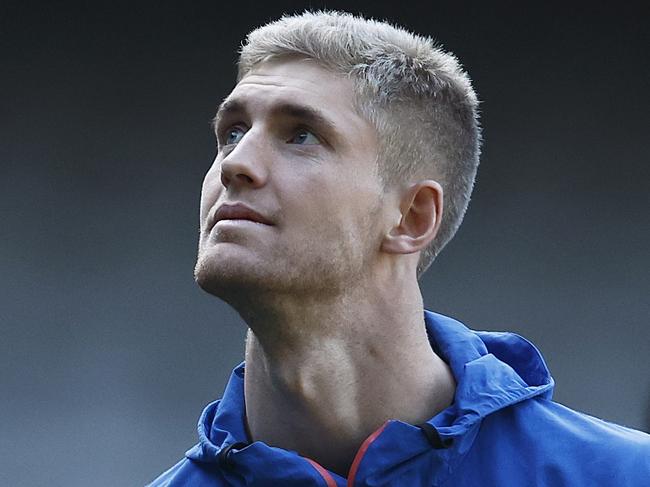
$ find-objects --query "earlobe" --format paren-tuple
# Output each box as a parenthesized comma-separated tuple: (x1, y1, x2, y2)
(381, 180, 443, 255)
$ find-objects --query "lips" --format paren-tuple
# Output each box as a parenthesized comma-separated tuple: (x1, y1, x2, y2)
(208, 202, 273, 230)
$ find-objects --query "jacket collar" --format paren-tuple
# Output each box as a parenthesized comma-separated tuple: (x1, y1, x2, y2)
(186, 310, 554, 486)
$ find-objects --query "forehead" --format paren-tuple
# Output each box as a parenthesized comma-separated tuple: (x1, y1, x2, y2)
(235, 58, 353, 103)
(242, 58, 345, 91)
(219, 59, 368, 132)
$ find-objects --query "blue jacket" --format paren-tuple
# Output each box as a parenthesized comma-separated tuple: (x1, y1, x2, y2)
(148, 311, 650, 486)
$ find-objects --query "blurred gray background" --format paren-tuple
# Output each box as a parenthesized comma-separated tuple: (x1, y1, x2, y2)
(1, 2, 648, 486)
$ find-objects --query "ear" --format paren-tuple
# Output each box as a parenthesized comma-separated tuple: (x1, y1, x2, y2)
(380, 180, 443, 255)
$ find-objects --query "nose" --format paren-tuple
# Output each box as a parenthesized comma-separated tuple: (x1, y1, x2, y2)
(219, 132, 269, 189)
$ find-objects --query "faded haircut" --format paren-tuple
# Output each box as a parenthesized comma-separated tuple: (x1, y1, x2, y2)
(238, 11, 481, 277)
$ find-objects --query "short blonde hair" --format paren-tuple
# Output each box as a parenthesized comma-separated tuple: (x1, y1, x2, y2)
(238, 11, 481, 277)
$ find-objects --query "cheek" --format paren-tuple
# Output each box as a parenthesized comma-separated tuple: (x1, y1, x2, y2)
(290, 187, 357, 238)
(199, 165, 224, 220)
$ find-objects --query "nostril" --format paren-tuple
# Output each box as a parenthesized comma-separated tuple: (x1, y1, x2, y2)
(220, 170, 256, 188)
(220, 171, 230, 187)
(236, 173, 255, 184)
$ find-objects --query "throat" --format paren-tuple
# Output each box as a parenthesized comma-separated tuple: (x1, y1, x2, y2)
(243, 320, 456, 477)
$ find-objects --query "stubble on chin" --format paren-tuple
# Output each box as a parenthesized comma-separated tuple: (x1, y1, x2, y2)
(194, 244, 254, 301)
(194, 242, 343, 304)
(192, 209, 380, 304)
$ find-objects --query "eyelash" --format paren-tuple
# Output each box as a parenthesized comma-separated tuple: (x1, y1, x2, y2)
(216, 124, 324, 147)
(217, 124, 247, 146)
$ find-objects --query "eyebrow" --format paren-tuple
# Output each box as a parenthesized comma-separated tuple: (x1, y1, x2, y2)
(212, 98, 341, 144)
(212, 99, 244, 131)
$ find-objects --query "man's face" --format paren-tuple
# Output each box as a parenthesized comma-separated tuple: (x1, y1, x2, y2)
(195, 59, 387, 299)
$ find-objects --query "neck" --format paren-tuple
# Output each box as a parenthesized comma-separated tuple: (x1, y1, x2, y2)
(237, 275, 456, 478)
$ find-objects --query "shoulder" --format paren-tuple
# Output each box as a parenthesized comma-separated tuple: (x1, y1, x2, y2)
(145, 455, 227, 487)
(472, 397, 650, 485)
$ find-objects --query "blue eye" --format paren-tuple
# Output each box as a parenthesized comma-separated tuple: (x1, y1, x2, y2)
(288, 130, 320, 145)
(225, 127, 246, 145)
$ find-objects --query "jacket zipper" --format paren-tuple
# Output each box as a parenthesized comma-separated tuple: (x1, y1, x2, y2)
(347, 422, 388, 487)
(306, 458, 338, 487)
(307, 421, 389, 487)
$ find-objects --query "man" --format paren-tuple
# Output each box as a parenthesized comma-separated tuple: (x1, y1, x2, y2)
(149, 10, 649, 487)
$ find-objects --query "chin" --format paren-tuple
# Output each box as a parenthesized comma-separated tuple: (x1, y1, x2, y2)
(195, 251, 251, 295)
(194, 243, 286, 303)
(194, 238, 359, 301)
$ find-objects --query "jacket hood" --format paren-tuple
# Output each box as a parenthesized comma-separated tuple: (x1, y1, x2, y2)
(185, 310, 555, 486)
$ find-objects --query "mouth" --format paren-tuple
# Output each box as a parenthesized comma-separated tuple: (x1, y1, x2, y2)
(207, 202, 273, 231)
